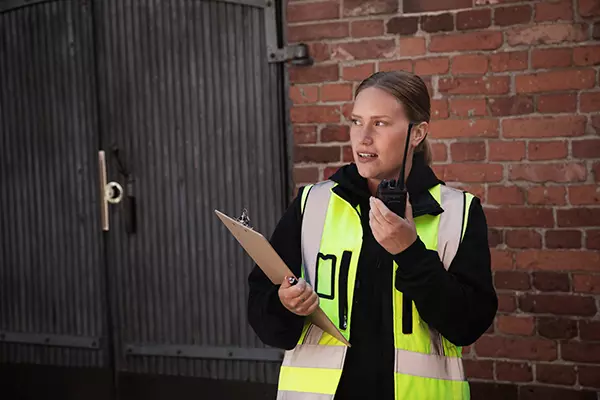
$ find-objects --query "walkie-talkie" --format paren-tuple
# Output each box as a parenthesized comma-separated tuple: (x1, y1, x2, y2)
(376, 122, 414, 219)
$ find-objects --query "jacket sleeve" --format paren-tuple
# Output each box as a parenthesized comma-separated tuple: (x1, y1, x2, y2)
(393, 197, 497, 347)
(247, 188, 306, 350)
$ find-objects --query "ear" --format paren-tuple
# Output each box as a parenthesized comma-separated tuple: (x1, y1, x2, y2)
(411, 122, 428, 148)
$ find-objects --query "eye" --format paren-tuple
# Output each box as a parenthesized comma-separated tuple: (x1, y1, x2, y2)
(351, 118, 362, 126)
(374, 120, 387, 127)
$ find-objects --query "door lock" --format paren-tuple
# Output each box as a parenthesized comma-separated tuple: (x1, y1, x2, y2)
(105, 182, 124, 204)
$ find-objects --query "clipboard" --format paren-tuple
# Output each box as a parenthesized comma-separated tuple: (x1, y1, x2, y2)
(215, 209, 350, 347)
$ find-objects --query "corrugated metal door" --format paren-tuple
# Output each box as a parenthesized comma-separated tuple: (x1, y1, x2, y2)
(95, 0, 287, 386)
(0, 0, 108, 368)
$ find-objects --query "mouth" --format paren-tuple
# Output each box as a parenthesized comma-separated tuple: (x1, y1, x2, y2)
(357, 152, 378, 159)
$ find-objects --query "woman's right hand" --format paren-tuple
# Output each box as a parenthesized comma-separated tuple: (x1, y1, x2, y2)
(278, 277, 319, 316)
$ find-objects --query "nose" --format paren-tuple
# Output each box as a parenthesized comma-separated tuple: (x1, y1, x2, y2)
(357, 125, 374, 145)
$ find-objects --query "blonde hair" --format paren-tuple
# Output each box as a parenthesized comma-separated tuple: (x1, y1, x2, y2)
(355, 71, 432, 166)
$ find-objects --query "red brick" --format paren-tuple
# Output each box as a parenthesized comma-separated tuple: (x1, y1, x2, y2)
(527, 187, 566, 205)
(498, 315, 535, 336)
(475, 336, 557, 361)
(581, 92, 600, 112)
(439, 77, 509, 95)
(537, 317, 578, 339)
(595, 161, 600, 182)
(528, 141, 568, 161)
(403, 0, 471, 13)
(496, 361, 533, 382)
(289, 65, 339, 84)
(291, 105, 340, 123)
(579, 366, 600, 389)
(586, 230, 600, 250)
(307, 42, 331, 63)
(332, 39, 396, 61)
(463, 360, 494, 380)
(494, 271, 531, 290)
(448, 98, 487, 117)
(287, 1, 339, 23)
(507, 23, 588, 46)
(532, 272, 570, 292)
(495, 5, 532, 26)
(293, 125, 317, 145)
(505, 229, 542, 248)
(488, 186, 525, 206)
(573, 274, 600, 293)
(498, 294, 517, 312)
(342, 145, 353, 162)
(350, 20, 383, 38)
(519, 293, 597, 316)
(516, 250, 600, 272)
(490, 51, 528, 72)
(489, 141, 526, 161)
(456, 9, 491, 30)
(516, 69, 596, 93)
(536, 364, 576, 386)
(379, 60, 413, 73)
(435, 163, 503, 183)
(491, 249, 515, 271)
(485, 208, 554, 228)
(558, 208, 600, 227)
(398, 37, 425, 57)
(288, 22, 349, 42)
(537, 93, 577, 113)
(450, 142, 486, 162)
(431, 99, 449, 120)
(413, 57, 449, 76)
(562, 342, 600, 363)
(290, 85, 319, 105)
(460, 184, 486, 201)
(519, 386, 598, 400)
(421, 13, 454, 33)
(429, 119, 498, 138)
(342, 63, 375, 81)
(430, 142, 448, 162)
(591, 116, 600, 132)
(594, 22, 600, 39)
(510, 163, 587, 183)
(569, 185, 600, 205)
(535, 0, 574, 22)
(488, 228, 503, 247)
(324, 166, 341, 180)
(343, 0, 397, 16)
(386, 16, 418, 36)
(452, 55, 488, 75)
(545, 230, 582, 249)
(321, 125, 350, 142)
(294, 167, 319, 184)
(320, 83, 353, 102)
(531, 48, 573, 69)
(489, 96, 534, 117)
(294, 146, 340, 163)
(341, 103, 353, 123)
(503, 116, 586, 138)
(430, 31, 503, 53)
(573, 139, 600, 159)
(580, 320, 600, 341)
(579, 0, 600, 18)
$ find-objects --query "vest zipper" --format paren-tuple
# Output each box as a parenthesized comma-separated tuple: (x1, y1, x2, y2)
(338, 251, 351, 331)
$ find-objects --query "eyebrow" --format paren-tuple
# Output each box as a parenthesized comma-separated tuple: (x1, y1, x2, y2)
(351, 114, 392, 119)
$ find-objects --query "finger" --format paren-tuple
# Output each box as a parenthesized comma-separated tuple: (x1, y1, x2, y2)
(369, 197, 386, 226)
(405, 193, 414, 224)
(280, 276, 293, 290)
(372, 197, 399, 225)
(284, 278, 307, 298)
(369, 215, 385, 242)
(296, 292, 319, 315)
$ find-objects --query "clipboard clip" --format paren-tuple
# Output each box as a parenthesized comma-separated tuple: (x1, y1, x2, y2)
(237, 208, 253, 229)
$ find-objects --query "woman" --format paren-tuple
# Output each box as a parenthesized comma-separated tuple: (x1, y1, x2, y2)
(247, 71, 497, 399)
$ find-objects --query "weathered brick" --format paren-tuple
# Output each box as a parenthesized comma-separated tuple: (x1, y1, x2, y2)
(586, 229, 600, 250)
(569, 185, 600, 206)
(545, 230, 582, 249)
(491, 249, 515, 271)
(351, 20, 384, 38)
(494, 271, 531, 290)
(507, 23, 587, 46)
(532, 272, 570, 292)
(429, 119, 498, 138)
(528, 141, 568, 161)
(342, 63, 375, 81)
(527, 186, 567, 205)
(535, 0, 574, 22)
(537, 317, 578, 339)
(452, 54, 488, 75)
(449, 98, 487, 117)
(537, 93, 577, 113)
(430, 31, 503, 52)
(573, 273, 600, 293)
(431, 99, 449, 120)
(320, 83, 353, 102)
(579, 0, 600, 18)
(516, 69, 596, 93)
(294, 166, 319, 184)
(404, 0, 471, 13)
(450, 142, 486, 162)
(579, 366, 600, 390)
(321, 125, 350, 142)
(520, 386, 598, 400)
(294, 145, 340, 163)
(332, 39, 396, 61)
(435, 163, 503, 182)
(496, 361, 533, 382)
(558, 208, 600, 227)
(290, 85, 319, 105)
(288, 22, 349, 42)
(287, 1, 340, 23)
(581, 92, 600, 112)
(457, 9, 491, 30)
(291, 105, 340, 123)
(475, 336, 557, 361)
(531, 48, 573, 69)
(398, 37, 426, 57)
(488, 228, 504, 247)
(413, 57, 450, 76)
(386, 16, 418, 36)
(517, 250, 600, 272)
(421, 13, 454, 33)
(289, 65, 339, 84)
(519, 293, 597, 316)
(580, 320, 600, 341)
(489, 141, 526, 161)
(490, 51, 528, 72)
(488, 186, 525, 206)
(536, 364, 577, 386)
(439, 77, 510, 95)
(343, 0, 397, 16)
(562, 342, 600, 363)
(489, 96, 534, 116)
(485, 208, 554, 228)
(430, 142, 448, 162)
(495, 5, 532, 26)
(510, 163, 587, 183)
(379, 60, 412, 73)
(503, 116, 586, 138)
(505, 229, 542, 248)
(293, 125, 317, 145)
(463, 359, 494, 380)
(498, 294, 517, 312)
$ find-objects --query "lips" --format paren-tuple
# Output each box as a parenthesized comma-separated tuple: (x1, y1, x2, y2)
(357, 152, 378, 159)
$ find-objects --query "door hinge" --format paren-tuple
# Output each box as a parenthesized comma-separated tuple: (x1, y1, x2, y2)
(264, 1, 312, 65)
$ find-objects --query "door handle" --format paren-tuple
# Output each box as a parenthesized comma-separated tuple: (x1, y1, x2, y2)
(99, 150, 125, 231)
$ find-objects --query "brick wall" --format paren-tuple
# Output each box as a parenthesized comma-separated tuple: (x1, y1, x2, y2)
(286, 0, 600, 397)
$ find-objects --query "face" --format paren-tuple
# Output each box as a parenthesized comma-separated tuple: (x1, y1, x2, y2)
(350, 87, 426, 182)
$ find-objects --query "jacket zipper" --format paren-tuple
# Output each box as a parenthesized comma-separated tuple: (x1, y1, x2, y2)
(339, 251, 352, 331)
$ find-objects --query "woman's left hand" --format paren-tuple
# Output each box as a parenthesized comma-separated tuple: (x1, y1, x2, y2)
(369, 195, 418, 255)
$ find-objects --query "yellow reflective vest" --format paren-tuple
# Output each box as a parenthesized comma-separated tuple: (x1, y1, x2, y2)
(277, 181, 474, 400)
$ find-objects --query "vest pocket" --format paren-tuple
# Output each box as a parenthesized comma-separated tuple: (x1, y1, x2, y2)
(339, 251, 352, 331)
(315, 253, 336, 300)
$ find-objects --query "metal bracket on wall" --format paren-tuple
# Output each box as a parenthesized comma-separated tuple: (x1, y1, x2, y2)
(0, 331, 101, 349)
(264, 0, 312, 64)
(125, 344, 284, 362)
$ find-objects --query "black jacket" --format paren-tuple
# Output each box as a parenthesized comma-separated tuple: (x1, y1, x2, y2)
(247, 154, 498, 399)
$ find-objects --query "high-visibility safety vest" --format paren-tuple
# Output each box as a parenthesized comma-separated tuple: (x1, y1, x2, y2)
(276, 181, 474, 400)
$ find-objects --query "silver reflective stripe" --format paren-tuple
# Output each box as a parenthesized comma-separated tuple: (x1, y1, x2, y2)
(304, 324, 323, 345)
(301, 180, 336, 286)
(277, 391, 334, 400)
(281, 344, 347, 369)
(395, 349, 465, 381)
(428, 325, 444, 356)
(438, 185, 466, 271)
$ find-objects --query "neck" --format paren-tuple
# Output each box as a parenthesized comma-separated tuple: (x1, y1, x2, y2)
(368, 156, 414, 197)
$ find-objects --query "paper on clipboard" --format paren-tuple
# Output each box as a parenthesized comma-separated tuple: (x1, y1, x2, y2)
(214, 209, 350, 347)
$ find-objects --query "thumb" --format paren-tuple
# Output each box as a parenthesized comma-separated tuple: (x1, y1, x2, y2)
(281, 276, 294, 289)
(405, 193, 414, 223)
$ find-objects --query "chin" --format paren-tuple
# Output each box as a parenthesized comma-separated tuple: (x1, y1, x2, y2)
(356, 163, 382, 180)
